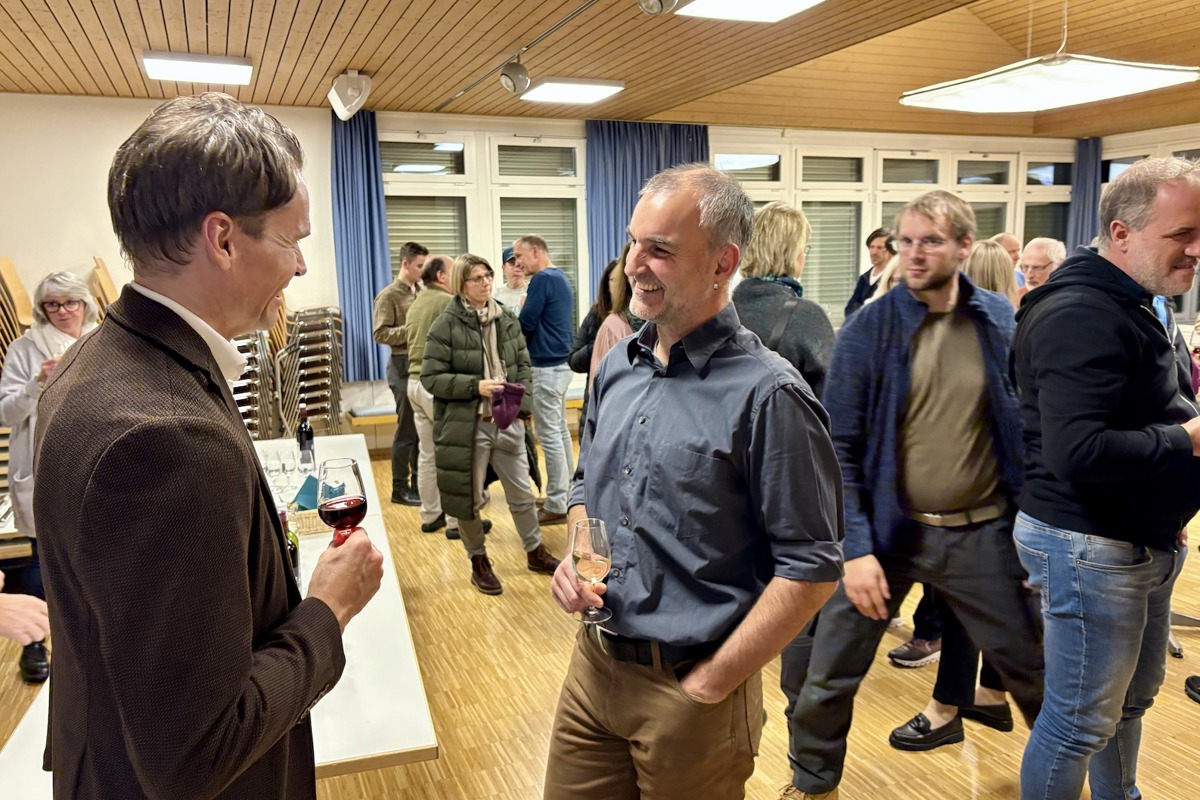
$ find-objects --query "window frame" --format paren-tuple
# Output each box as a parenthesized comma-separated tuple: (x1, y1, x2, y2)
(379, 132, 475, 186)
(488, 134, 585, 187)
(490, 184, 591, 324)
(713, 145, 790, 191)
(875, 150, 947, 192)
(951, 152, 1017, 194)
(795, 147, 872, 191)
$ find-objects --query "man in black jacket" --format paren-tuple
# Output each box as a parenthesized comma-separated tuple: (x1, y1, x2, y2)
(1011, 155, 1200, 800)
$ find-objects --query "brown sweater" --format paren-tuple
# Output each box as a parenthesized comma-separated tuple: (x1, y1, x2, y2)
(34, 286, 344, 800)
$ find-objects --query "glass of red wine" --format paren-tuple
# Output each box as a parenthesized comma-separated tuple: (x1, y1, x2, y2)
(317, 458, 368, 546)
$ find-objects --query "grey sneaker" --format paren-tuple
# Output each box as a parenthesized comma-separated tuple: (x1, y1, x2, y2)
(887, 637, 942, 668)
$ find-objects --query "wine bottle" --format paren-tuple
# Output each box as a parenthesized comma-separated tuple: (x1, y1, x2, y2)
(296, 402, 315, 459)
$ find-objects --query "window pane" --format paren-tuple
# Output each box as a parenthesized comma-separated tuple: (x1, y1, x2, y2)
(380, 141, 465, 176)
(715, 153, 781, 182)
(802, 156, 863, 183)
(1173, 147, 1200, 161)
(971, 202, 1007, 239)
(1023, 201, 1069, 244)
(1026, 161, 1073, 186)
(958, 160, 1010, 186)
(801, 201, 862, 327)
(384, 196, 467, 278)
(500, 197, 579, 326)
(497, 145, 577, 178)
(882, 158, 938, 184)
(882, 201, 906, 229)
(1101, 155, 1146, 183)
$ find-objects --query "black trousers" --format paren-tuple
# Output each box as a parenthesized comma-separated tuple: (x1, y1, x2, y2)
(780, 516, 1044, 795)
(386, 354, 418, 493)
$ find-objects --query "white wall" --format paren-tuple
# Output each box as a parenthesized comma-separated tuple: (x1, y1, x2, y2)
(0, 93, 337, 310)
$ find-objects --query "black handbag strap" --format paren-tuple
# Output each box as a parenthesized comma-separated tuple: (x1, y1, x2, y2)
(765, 297, 799, 351)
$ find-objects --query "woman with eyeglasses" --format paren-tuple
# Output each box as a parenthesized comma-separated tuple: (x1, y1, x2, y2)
(0, 271, 99, 683)
(421, 254, 560, 595)
(732, 201, 835, 397)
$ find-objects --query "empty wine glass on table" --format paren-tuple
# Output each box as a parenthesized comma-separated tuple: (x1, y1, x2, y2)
(317, 458, 368, 546)
(297, 448, 316, 480)
(571, 517, 612, 624)
(280, 449, 297, 490)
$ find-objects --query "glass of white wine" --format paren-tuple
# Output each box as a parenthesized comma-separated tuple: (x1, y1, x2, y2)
(571, 517, 612, 625)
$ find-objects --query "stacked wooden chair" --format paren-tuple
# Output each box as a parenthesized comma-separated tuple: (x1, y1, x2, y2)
(230, 331, 279, 441)
(273, 306, 344, 437)
(88, 257, 119, 321)
(0, 258, 33, 557)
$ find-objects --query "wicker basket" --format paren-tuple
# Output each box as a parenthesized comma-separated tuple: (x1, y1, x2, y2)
(291, 509, 326, 535)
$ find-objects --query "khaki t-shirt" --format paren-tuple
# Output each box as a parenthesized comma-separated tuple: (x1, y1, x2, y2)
(900, 308, 999, 513)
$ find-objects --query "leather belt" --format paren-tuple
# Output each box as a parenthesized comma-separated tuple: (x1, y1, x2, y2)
(907, 497, 1008, 528)
(586, 625, 719, 670)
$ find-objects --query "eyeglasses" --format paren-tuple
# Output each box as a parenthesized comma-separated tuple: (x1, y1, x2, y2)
(897, 237, 950, 252)
(42, 300, 83, 313)
(465, 274, 494, 285)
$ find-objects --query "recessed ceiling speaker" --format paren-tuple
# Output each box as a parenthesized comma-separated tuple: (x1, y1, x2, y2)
(499, 60, 531, 93)
(638, 0, 679, 15)
(328, 69, 372, 121)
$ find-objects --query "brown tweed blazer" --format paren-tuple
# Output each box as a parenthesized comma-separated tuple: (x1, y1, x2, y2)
(34, 286, 345, 800)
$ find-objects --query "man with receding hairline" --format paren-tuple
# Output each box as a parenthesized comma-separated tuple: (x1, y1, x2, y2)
(544, 163, 842, 799)
(1013, 155, 1200, 799)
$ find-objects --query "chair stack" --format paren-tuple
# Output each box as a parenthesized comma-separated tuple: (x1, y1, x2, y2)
(230, 331, 278, 441)
(0, 258, 33, 498)
(273, 307, 344, 437)
(88, 257, 119, 321)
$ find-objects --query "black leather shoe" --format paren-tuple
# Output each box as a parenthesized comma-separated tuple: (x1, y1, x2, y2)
(445, 520, 491, 540)
(888, 713, 964, 751)
(420, 513, 446, 533)
(391, 488, 421, 506)
(19, 641, 49, 684)
(1186, 675, 1200, 705)
(960, 702, 1014, 732)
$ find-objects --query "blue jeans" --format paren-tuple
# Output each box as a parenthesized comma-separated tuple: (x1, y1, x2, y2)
(1014, 512, 1185, 800)
(531, 364, 575, 514)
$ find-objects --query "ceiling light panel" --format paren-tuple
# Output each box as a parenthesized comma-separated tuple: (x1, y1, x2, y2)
(521, 79, 625, 104)
(676, 0, 827, 23)
(142, 52, 253, 85)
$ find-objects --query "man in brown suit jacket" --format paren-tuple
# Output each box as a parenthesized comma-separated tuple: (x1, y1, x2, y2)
(33, 93, 384, 799)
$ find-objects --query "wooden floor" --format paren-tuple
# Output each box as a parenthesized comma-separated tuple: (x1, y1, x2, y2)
(3, 452, 1200, 799)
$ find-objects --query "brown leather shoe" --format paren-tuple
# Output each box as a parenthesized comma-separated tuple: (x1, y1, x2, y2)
(526, 544, 561, 575)
(470, 554, 502, 595)
(537, 508, 567, 525)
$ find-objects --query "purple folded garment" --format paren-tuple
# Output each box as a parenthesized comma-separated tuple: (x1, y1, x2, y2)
(491, 381, 525, 429)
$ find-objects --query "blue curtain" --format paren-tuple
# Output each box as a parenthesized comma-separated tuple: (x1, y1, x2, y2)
(585, 120, 708, 302)
(330, 110, 391, 382)
(1066, 137, 1102, 251)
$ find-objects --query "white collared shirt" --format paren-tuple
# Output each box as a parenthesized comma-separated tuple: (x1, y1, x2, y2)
(127, 282, 248, 383)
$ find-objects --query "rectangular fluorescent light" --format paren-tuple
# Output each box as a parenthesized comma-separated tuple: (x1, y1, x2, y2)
(899, 54, 1200, 114)
(520, 79, 624, 104)
(677, 0, 827, 23)
(142, 51, 253, 85)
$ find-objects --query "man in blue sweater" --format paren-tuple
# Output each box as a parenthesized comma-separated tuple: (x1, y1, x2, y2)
(515, 235, 576, 523)
(780, 191, 1043, 800)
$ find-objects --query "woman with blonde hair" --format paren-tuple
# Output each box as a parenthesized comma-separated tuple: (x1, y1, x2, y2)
(963, 239, 1019, 308)
(865, 255, 903, 305)
(0, 271, 99, 682)
(732, 201, 834, 395)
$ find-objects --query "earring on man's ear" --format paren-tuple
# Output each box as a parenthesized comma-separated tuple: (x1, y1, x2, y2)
(712, 282, 719, 290)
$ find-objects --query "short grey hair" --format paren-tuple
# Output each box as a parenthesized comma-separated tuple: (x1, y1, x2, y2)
(33, 271, 99, 326)
(1100, 156, 1200, 244)
(640, 163, 754, 253)
(1024, 237, 1066, 265)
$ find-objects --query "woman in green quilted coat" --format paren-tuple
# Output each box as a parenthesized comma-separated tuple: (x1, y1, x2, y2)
(421, 254, 562, 595)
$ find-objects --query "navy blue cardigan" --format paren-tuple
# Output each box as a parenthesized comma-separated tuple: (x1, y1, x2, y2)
(822, 275, 1024, 560)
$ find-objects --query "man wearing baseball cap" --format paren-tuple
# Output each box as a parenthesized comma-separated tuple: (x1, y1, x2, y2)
(494, 246, 527, 312)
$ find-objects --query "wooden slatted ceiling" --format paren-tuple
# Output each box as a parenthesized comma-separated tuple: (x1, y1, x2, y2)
(1, 0, 1200, 137)
(649, 7, 1037, 136)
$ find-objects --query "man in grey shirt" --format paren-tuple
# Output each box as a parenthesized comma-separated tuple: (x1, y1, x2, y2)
(544, 164, 844, 799)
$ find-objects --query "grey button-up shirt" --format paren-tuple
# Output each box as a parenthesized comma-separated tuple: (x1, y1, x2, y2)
(570, 304, 844, 646)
